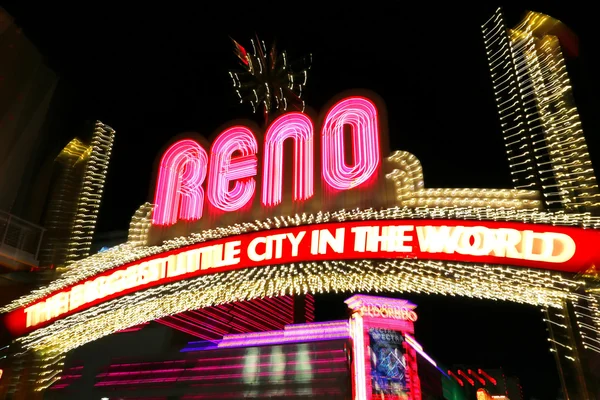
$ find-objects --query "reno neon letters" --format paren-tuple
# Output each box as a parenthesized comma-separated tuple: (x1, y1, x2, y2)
(321, 97, 380, 190)
(153, 95, 381, 226)
(207, 126, 258, 212)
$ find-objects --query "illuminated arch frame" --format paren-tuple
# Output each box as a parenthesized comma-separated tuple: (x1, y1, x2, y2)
(4, 207, 599, 390)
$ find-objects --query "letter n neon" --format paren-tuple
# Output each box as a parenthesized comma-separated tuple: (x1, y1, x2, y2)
(262, 112, 314, 206)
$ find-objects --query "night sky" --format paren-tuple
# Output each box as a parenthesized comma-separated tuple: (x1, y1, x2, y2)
(5, 2, 600, 399)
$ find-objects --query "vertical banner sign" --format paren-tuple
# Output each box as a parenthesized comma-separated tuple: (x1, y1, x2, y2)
(368, 328, 410, 399)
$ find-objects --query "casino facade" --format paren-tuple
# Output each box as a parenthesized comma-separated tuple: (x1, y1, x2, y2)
(1, 7, 600, 400)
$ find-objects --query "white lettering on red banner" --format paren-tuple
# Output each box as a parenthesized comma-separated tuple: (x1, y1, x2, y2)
(12, 220, 594, 333)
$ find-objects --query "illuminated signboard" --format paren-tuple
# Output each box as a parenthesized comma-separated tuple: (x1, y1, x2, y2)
(345, 295, 423, 400)
(149, 93, 396, 243)
(5, 219, 599, 335)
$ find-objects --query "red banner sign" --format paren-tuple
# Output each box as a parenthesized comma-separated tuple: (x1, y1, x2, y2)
(5, 219, 599, 335)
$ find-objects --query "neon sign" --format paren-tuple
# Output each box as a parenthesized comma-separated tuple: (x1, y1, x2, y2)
(358, 305, 418, 321)
(6, 219, 599, 335)
(321, 97, 380, 190)
(345, 295, 421, 400)
(152, 95, 384, 228)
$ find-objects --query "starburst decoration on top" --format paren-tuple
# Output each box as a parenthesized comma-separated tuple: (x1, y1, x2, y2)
(229, 35, 312, 123)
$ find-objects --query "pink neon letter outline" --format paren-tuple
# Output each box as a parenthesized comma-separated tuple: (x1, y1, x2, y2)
(321, 96, 381, 190)
(207, 126, 258, 211)
(153, 139, 208, 226)
(262, 113, 314, 206)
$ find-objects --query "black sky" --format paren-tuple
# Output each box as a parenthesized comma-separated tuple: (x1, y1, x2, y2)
(4, 2, 600, 399)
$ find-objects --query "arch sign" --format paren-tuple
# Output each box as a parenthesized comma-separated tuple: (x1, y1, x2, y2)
(6, 219, 598, 335)
(152, 95, 383, 230)
(4, 91, 600, 338)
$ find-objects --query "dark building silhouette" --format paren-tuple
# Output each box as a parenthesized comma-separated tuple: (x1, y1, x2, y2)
(446, 366, 523, 400)
(0, 6, 57, 276)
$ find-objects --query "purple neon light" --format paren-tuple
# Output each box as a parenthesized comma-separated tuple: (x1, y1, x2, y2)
(181, 321, 349, 352)
(404, 333, 449, 378)
(157, 295, 313, 341)
(94, 347, 349, 387)
(218, 321, 349, 348)
(96, 361, 349, 386)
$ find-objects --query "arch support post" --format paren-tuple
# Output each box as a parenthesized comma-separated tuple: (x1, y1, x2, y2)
(547, 289, 600, 400)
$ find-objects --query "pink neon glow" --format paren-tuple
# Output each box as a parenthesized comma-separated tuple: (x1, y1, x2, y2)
(215, 321, 349, 348)
(157, 295, 312, 341)
(321, 96, 380, 190)
(97, 358, 346, 380)
(405, 344, 421, 399)
(350, 314, 367, 400)
(262, 112, 314, 206)
(181, 388, 344, 399)
(94, 345, 349, 389)
(207, 126, 258, 211)
(95, 366, 349, 386)
(153, 139, 208, 225)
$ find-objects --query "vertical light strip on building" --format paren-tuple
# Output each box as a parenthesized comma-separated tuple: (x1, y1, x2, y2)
(350, 313, 367, 400)
(482, 8, 538, 193)
(528, 26, 599, 210)
(65, 121, 115, 265)
(40, 139, 91, 267)
(483, 8, 600, 212)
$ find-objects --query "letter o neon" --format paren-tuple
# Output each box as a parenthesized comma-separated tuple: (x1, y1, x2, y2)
(322, 96, 381, 190)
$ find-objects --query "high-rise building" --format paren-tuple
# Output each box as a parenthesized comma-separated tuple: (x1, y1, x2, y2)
(63, 121, 115, 266)
(482, 8, 600, 212)
(39, 138, 90, 268)
(0, 7, 58, 217)
(40, 121, 115, 268)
